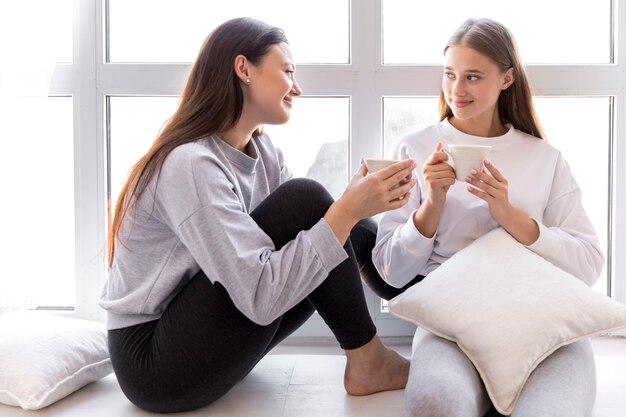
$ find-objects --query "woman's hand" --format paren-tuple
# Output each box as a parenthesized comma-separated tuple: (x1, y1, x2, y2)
(422, 143, 456, 208)
(411, 143, 456, 238)
(466, 160, 539, 245)
(325, 159, 416, 244)
(465, 159, 513, 224)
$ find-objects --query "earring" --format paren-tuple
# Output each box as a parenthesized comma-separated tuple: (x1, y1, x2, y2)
(245, 79, 250, 84)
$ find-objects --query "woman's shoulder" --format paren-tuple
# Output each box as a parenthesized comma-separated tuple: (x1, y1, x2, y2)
(508, 127, 562, 156)
(158, 138, 232, 187)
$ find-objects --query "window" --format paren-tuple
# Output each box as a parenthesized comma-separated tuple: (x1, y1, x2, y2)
(383, 0, 612, 64)
(107, 0, 349, 63)
(264, 98, 350, 199)
(5, 1, 624, 338)
(0, 0, 74, 310)
(0, 97, 75, 309)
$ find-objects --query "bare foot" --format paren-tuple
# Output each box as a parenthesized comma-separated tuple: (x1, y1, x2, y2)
(343, 336, 410, 396)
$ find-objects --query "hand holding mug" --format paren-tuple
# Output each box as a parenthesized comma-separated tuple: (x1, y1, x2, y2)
(422, 143, 456, 207)
(340, 159, 416, 221)
(465, 159, 513, 225)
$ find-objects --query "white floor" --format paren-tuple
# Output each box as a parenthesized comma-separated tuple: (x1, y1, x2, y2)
(2, 336, 625, 417)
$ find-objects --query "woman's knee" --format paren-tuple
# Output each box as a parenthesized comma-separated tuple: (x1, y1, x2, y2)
(250, 178, 335, 249)
(405, 377, 485, 417)
(405, 332, 490, 417)
(253, 178, 334, 223)
(511, 339, 596, 417)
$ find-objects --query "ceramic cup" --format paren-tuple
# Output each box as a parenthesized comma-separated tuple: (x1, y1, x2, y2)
(443, 144, 492, 181)
(363, 158, 401, 173)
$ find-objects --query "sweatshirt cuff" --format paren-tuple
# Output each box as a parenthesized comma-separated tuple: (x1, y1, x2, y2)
(309, 218, 349, 272)
(399, 210, 436, 255)
(525, 219, 559, 260)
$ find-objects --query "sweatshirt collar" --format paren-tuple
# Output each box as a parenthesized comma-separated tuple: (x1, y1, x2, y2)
(212, 135, 260, 174)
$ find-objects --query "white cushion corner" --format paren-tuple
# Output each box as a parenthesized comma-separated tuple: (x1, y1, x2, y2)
(0, 313, 113, 410)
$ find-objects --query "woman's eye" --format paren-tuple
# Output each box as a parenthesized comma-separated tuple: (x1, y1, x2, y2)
(445, 72, 455, 79)
(467, 75, 480, 81)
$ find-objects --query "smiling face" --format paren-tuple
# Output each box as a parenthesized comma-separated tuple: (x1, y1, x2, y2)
(244, 43, 302, 126)
(442, 45, 514, 134)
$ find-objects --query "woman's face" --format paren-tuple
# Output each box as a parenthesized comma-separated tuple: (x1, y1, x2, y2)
(442, 45, 513, 127)
(245, 43, 302, 126)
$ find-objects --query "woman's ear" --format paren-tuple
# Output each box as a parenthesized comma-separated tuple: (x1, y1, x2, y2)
(501, 67, 515, 90)
(234, 55, 252, 84)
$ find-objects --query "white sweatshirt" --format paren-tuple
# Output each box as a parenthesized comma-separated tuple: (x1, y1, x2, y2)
(100, 134, 347, 329)
(372, 119, 604, 288)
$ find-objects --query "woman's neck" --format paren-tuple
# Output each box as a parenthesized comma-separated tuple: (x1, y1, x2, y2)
(217, 122, 258, 154)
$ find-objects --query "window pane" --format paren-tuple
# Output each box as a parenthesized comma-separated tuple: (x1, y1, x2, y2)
(265, 98, 350, 199)
(108, 97, 180, 208)
(0, 0, 72, 64)
(383, 97, 439, 153)
(0, 97, 74, 309)
(534, 97, 610, 295)
(383, 97, 610, 295)
(383, 0, 611, 64)
(108, 0, 349, 64)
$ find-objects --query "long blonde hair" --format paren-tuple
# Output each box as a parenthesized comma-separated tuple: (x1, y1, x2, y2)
(107, 18, 287, 267)
(438, 18, 545, 139)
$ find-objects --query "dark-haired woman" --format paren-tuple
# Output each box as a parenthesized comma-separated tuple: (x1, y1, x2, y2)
(100, 17, 414, 413)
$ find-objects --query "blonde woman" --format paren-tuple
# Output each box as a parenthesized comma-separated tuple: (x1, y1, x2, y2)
(373, 18, 603, 416)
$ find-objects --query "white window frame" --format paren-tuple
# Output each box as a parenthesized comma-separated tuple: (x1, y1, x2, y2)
(50, 0, 625, 337)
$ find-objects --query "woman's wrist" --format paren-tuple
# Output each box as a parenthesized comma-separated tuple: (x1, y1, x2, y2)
(501, 208, 539, 245)
(324, 200, 359, 245)
(412, 200, 441, 239)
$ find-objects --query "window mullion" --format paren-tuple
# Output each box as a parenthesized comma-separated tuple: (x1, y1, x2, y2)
(73, 0, 105, 320)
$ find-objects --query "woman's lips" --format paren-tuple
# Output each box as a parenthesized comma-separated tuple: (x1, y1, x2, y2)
(452, 99, 472, 108)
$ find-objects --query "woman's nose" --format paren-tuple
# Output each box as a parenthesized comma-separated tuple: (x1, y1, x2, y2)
(291, 78, 302, 96)
(452, 80, 465, 96)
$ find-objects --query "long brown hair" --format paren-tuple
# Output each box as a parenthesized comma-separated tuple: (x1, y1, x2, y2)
(107, 17, 288, 266)
(438, 18, 545, 139)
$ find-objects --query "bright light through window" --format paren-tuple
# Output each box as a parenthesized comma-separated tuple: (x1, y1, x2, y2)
(0, 97, 75, 309)
(264, 97, 350, 199)
(0, 0, 72, 64)
(108, 0, 350, 64)
(383, 0, 611, 64)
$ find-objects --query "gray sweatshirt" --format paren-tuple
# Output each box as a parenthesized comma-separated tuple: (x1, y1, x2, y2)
(99, 134, 348, 329)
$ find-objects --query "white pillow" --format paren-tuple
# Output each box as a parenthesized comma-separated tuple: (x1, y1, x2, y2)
(389, 227, 626, 415)
(0, 313, 113, 410)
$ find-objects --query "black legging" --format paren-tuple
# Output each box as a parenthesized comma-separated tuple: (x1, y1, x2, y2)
(107, 178, 422, 413)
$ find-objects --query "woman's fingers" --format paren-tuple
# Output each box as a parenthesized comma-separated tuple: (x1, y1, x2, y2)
(483, 160, 506, 182)
(424, 150, 448, 166)
(389, 179, 416, 201)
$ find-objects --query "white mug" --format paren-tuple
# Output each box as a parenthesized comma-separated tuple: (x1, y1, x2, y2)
(443, 145, 492, 181)
(363, 158, 401, 173)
